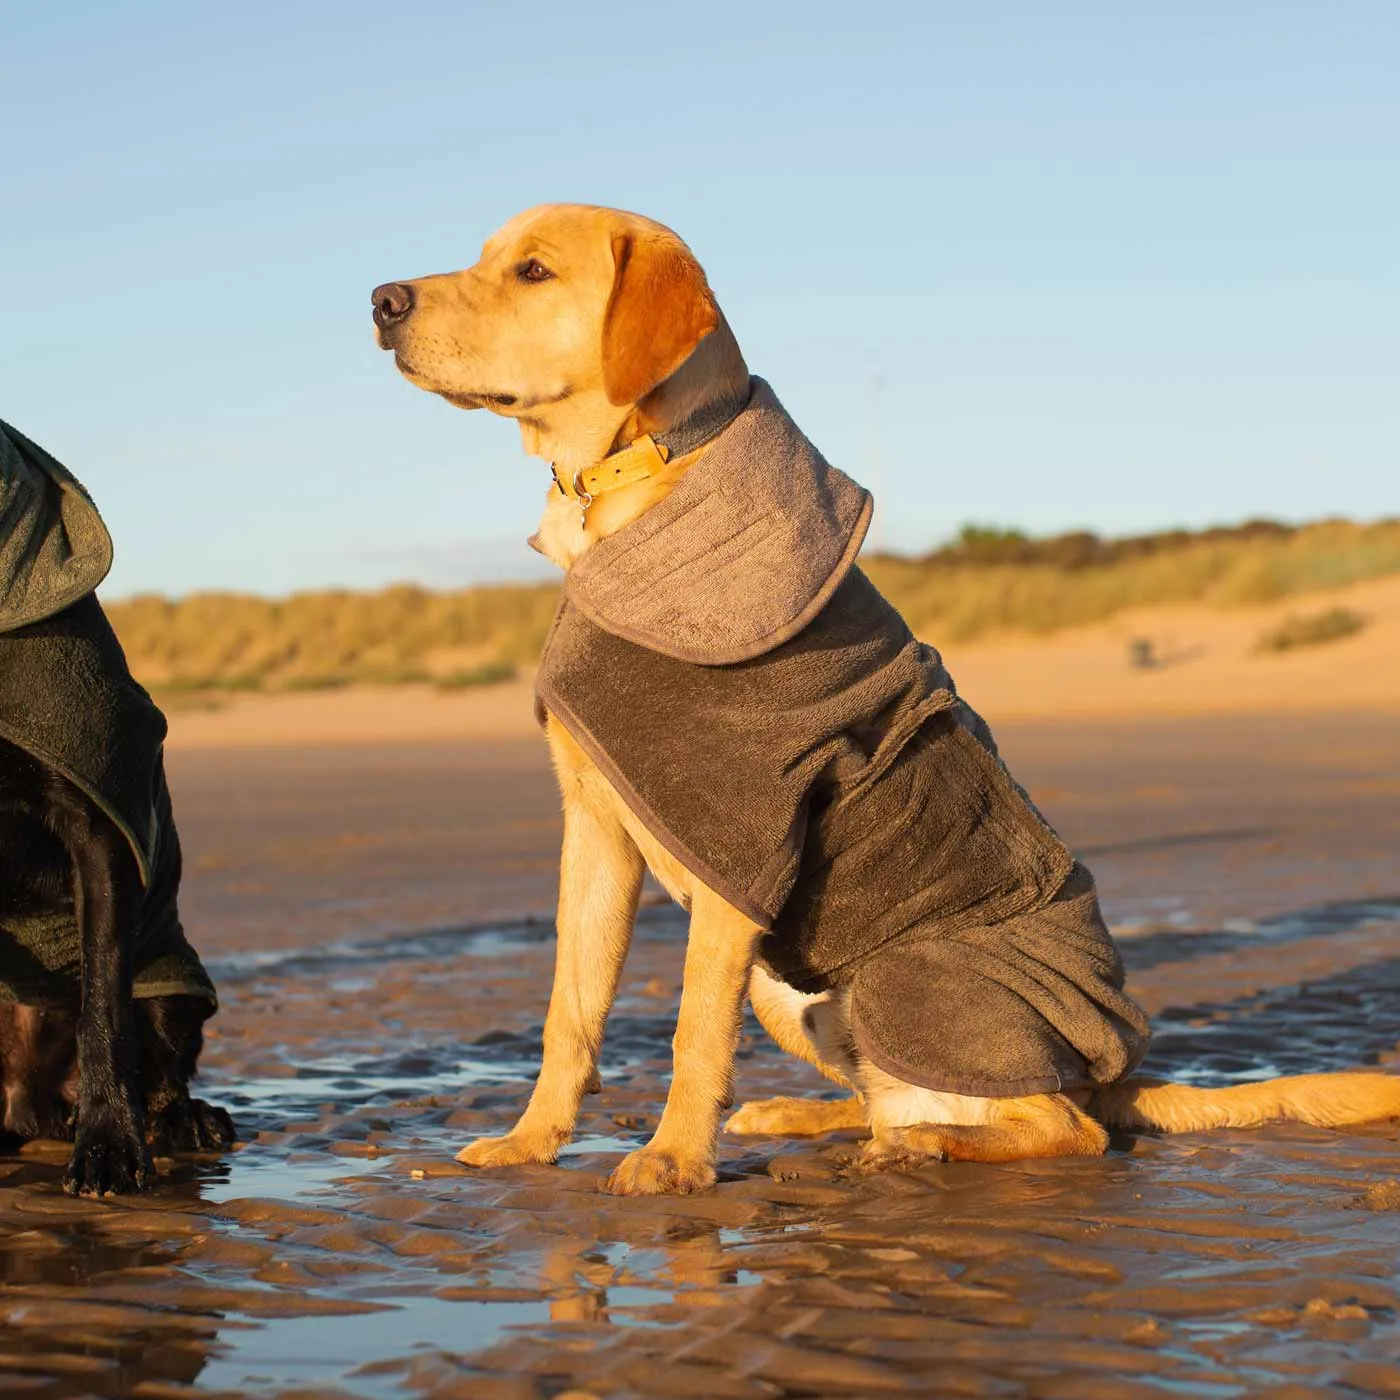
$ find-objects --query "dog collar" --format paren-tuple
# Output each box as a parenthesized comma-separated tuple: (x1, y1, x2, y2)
(550, 385, 750, 522)
(551, 434, 671, 511)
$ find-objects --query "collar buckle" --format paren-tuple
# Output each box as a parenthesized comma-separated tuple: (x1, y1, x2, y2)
(571, 472, 594, 528)
(548, 431, 679, 529)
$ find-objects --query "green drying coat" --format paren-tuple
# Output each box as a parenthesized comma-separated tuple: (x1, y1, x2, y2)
(0, 419, 215, 1006)
(536, 380, 1149, 1097)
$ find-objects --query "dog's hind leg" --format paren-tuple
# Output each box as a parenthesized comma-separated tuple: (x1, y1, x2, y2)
(727, 1095, 868, 1137)
(59, 795, 152, 1196)
(746, 968, 856, 1086)
(859, 1062, 1107, 1169)
(726, 967, 867, 1138)
(139, 996, 235, 1151)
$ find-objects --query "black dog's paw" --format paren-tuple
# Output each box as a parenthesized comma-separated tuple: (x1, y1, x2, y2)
(150, 1098, 237, 1152)
(63, 1122, 154, 1197)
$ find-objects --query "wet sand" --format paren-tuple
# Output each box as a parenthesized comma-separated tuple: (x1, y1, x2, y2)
(4, 708, 1400, 1397)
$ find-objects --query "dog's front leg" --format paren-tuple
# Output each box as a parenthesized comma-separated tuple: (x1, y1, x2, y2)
(457, 750, 644, 1169)
(63, 814, 152, 1196)
(607, 886, 761, 1195)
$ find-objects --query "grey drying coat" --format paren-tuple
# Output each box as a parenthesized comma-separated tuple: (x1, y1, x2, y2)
(537, 380, 1149, 1096)
(0, 420, 215, 1006)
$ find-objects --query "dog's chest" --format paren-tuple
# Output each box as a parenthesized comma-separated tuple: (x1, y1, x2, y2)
(614, 787, 696, 911)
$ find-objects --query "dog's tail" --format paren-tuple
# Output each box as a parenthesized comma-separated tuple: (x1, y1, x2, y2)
(1090, 1072, 1400, 1134)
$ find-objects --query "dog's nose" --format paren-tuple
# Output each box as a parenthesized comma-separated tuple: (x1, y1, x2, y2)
(372, 282, 414, 330)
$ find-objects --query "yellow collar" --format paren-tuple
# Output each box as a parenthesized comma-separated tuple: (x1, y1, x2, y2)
(551, 434, 671, 513)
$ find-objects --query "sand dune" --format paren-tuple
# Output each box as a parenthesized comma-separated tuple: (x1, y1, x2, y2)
(946, 571, 1400, 720)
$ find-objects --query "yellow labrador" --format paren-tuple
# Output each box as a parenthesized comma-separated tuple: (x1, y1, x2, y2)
(373, 204, 1400, 1196)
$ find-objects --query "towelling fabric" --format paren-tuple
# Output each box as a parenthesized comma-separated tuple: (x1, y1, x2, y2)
(537, 379, 1149, 1096)
(0, 423, 215, 1006)
(0, 420, 114, 633)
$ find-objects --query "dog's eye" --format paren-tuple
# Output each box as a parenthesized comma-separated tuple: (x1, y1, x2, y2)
(517, 259, 555, 284)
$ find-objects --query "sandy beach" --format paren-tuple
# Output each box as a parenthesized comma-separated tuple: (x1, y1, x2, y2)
(3, 593, 1400, 1397)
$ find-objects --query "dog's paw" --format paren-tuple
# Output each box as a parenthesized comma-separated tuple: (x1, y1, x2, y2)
(726, 1095, 866, 1138)
(456, 1129, 562, 1169)
(725, 1097, 800, 1136)
(64, 1121, 154, 1197)
(150, 1098, 237, 1153)
(854, 1126, 949, 1173)
(606, 1146, 716, 1196)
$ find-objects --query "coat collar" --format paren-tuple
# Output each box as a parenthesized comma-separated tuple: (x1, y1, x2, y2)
(561, 378, 873, 665)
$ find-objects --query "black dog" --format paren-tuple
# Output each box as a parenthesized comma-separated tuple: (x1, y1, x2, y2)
(0, 422, 232, 1194)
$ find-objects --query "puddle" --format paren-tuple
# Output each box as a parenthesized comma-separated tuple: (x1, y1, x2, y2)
(561, 1131, 648, 1157)
(205, 911, 641, 986)
(200, 1297, 555, 1397)
(196, 1146, 375, 1205)
(224, 1051, 536, 1108)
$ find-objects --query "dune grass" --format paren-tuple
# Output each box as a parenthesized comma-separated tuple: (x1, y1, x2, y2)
(113, 583, 557, 699)
(862, 517, 1400, 643)
(1254, 606, 1369, 654)
(107, 517, 1400, 698)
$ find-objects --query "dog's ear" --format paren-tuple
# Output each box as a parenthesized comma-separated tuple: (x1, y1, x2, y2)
(601, 231, 719, 406)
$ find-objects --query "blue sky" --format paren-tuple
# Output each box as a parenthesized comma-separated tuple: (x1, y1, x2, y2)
(2, 2, 1396, 597)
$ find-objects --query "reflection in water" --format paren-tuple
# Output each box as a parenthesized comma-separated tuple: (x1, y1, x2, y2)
(201, 1299, 554, 1397)
(0, 1160, 222, 1395)
(200, 1233, 765, 1394)
(0, 1318, 220, 1399)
